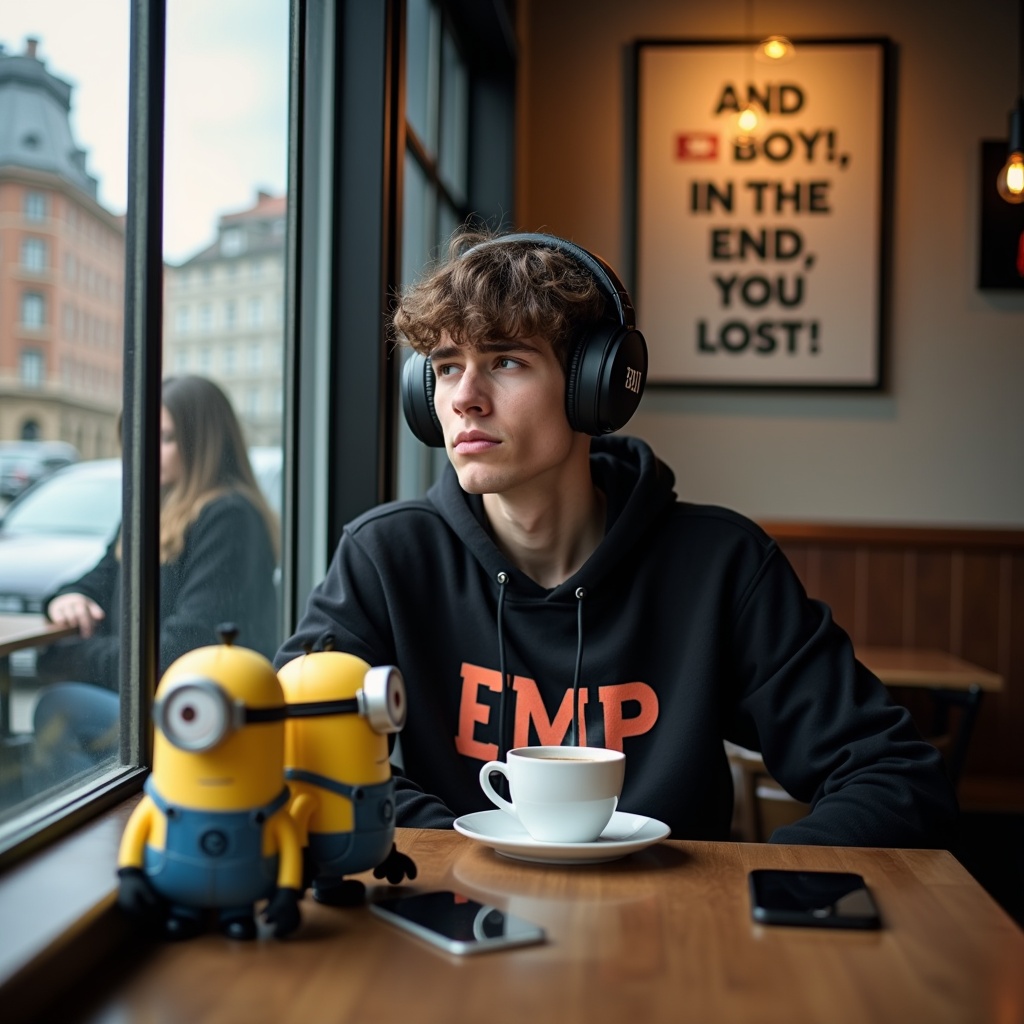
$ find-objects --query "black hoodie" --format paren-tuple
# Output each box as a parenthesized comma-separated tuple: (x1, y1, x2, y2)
(277, 435, 957, 847)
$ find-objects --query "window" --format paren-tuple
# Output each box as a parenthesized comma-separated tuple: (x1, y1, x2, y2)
(24, 190, 48, 221)
(225, 300, 237, 329)
(247, 296, 263, 327)
(20, 292, 46, 328)
(174, 306, 190, 335)
(221, 227, 245, 255)
(1, 0, 513, 910)
(19, 349, 44, 387)
(21, 238, 49, 272)
(397, 0, 471, 501)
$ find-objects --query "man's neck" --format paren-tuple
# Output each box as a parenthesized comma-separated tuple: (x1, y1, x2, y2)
(482, 457, 606, 590)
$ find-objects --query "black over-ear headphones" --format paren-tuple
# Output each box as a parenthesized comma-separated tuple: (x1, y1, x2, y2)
(399, 233, 648, 448)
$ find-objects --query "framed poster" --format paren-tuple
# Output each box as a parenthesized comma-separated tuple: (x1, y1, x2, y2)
(634, 38, 892, 388)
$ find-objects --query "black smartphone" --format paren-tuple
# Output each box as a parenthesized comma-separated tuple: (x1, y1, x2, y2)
(369, 890, 547, 955)
(748, 869, 882, 929)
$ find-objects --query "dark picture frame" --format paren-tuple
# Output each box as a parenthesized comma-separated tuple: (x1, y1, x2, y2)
(633, 38, 893, 389)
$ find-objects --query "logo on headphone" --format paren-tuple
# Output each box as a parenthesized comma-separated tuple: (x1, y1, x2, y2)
(624, 366, 643, 394)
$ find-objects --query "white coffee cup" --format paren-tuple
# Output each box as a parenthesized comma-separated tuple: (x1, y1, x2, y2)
(478, 745, 626, 843)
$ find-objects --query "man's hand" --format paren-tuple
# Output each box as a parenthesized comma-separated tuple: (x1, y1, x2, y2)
(48, 592, 105, 638)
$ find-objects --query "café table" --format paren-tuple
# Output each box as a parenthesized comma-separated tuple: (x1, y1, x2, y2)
(0, 614, 77, 738)
(857, 646, 1004, 787)
(61, 826, 1024, 1024)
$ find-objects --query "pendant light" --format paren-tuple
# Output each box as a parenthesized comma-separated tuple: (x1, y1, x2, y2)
(997, 0, 1024, 203)
(735, 0, 764, 140)
(755, 34, 796, 64)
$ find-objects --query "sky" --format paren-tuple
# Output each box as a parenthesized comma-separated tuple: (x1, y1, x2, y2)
(0, 0, 290, 263)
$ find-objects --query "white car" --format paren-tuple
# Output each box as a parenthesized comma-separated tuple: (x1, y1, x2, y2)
(0, 459, 122, 616)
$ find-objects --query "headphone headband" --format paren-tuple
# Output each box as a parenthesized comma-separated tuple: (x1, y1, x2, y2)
(400, 232, 648, 447)
(459, 232, 637, 330)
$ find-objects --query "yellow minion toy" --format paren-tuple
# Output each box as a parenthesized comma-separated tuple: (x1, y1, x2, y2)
(117, 626, 302, 940)
(278, 637, 416, 905)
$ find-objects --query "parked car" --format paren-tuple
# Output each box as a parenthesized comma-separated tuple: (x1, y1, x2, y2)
(0, 440, 80, 503)
(0, 459, 122, 615)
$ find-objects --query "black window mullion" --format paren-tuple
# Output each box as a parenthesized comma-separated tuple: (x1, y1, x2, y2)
(120, 0, 166, 769)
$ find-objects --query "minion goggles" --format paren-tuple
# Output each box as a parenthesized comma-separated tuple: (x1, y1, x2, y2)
(153, 665, 406, 752)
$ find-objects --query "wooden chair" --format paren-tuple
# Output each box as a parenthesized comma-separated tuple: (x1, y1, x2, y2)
(726, 741, 810, 843)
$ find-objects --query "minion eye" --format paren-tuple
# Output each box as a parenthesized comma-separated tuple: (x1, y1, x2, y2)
(160, 683, 230, 751)
(361, 666, 407, 734)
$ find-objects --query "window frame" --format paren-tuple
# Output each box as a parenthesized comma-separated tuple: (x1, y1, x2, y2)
(0, 0, 516, 873)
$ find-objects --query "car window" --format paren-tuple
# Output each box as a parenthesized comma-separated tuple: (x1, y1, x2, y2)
(2, 470, 121, 538)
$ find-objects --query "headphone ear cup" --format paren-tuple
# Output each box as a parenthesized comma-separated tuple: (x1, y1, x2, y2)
(566, 325, 648, 435)
(400, 352, 445, 448)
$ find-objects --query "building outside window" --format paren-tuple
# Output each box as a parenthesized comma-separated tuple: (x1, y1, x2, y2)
(21, 237, 49, 272)
(174, 305, 190, 335)
(24, 189, 48, 221)
(21, 291, 46, 328)
(19, 349, 44, 387)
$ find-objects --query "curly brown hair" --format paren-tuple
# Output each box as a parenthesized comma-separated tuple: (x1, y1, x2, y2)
(391, 229, 609, 372)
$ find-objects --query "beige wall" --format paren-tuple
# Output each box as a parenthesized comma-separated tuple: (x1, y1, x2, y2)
(517, 0, 1024, 526)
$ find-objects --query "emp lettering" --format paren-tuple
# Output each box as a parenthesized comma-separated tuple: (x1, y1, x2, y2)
(454, 661, 659, 759)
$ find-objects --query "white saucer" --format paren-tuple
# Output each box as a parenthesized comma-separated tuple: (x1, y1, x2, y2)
(452, 810, 671, 865)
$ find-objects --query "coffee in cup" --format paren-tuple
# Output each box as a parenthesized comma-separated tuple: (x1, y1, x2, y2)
(478, 745, 625, 843)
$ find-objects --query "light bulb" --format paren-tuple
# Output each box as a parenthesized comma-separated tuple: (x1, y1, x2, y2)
(755, 35, 796, 63)
(997, 102, 1024, 204)
(737, 105, 760, 135)
(997, 150, 1024, 203)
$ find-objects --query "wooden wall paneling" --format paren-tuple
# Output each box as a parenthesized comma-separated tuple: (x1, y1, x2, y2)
(957, 552, 1008, 775)
(863, 548, 906, 646)
(816, 547, 860, 645)
(912, 551, 955, 650)
(760, 523, 1024, 800)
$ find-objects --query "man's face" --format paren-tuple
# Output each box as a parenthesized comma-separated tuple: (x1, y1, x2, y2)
(430, 333, 582, 496)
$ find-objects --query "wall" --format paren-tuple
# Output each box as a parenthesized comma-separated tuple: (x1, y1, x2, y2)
(517, 0, 1024, 527)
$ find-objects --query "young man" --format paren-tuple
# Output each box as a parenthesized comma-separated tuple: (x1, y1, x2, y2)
(277, 230, 957, 848)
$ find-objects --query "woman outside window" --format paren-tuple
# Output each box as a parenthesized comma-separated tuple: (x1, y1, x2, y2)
(32, 375, 280, 775)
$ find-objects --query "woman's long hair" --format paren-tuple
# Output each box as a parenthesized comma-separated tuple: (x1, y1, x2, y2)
(159, 375, 279, 564)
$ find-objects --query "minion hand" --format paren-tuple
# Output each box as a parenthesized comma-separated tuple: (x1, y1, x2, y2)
(117, 866, 163, 921)
(263, 886, 302, 938)
(372, 843, 418, 885)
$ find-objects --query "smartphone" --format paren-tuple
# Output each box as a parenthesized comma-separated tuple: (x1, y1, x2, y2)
(369, 890, 547, 955)
(748, 869, 882, 929)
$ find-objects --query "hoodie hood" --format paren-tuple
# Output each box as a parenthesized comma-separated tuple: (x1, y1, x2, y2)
(425, 435, 678, 600)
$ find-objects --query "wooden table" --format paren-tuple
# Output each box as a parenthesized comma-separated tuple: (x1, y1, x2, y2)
(858, 646, 1003, 787)
(0, 615, 76, 737)
(63, 828, 1024, 1024)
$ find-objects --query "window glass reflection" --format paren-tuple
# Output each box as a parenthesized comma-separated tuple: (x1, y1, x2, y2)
(0, 2, 289, 830)
(0, 14, 128, 822)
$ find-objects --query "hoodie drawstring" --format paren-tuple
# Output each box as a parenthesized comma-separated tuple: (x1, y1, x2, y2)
(496, 572, 511, 762)
(571, 587, 586, 747)
(495, 573, 588, 757)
